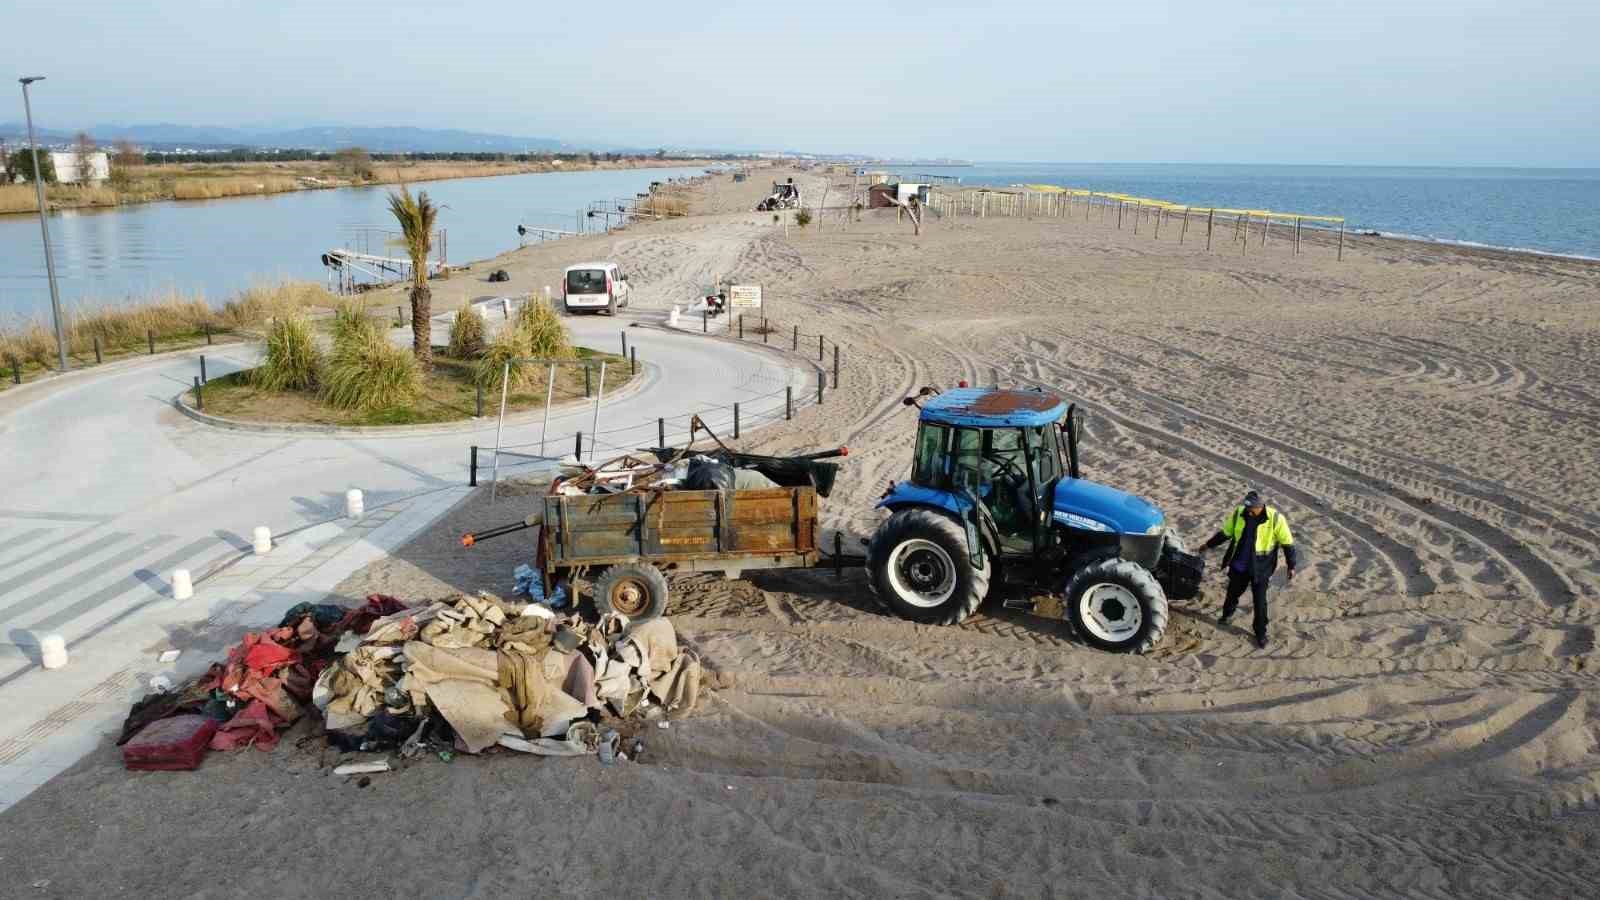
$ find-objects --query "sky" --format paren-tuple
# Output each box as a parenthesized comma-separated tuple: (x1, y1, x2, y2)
(3, 0, 1597, 166)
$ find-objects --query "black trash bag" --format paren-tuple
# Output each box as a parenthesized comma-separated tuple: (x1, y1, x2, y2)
(326, 708, 419, 753)
(685, 456, 735, 491)
(488, 269, 510, 283)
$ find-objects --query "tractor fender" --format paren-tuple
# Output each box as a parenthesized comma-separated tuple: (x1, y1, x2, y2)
(875, 492, 1000, 566)
(876, 483, 972, 517)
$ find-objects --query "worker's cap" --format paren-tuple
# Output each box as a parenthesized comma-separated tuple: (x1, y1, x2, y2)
(1242, 490, 1264, 508)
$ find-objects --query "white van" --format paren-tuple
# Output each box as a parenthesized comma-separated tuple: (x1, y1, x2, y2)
(561, 262, 630, 315)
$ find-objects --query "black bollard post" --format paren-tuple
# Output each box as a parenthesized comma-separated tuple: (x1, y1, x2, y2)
(833, 345, 840, 388)
(817, 334, 824, 362)
(575, 431, 584, 460)
(620, 331, 628, 358)
(762, 318, 768, 344)
(470, 446, 479, 486)
(792, 324, 798, 351)
(397, 305, 404, 327)
(10, 357, 19, 385)
(584, 364, 592, 398)
(702, 311, 707, 333)
(200, 355, 208, 384)
(475, 383, 484, 417)
(658, 417, 665, 448)
(148, 330, 156, 355)
(738, 315, 744, 340)
(630, 347, 637, 375)
(93, 335, 102, 365)
(734, 403, 740, 439)
(193, 376, 204, 411)
(785, 386, 793, 420)
(817, 375, 824, 405)
(204, 321, 213, 345)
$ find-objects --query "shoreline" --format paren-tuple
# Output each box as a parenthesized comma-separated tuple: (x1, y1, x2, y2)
(0, 156, 734, 218)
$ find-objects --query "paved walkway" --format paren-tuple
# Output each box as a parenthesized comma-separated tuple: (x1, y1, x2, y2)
(0, 304, 813, 810)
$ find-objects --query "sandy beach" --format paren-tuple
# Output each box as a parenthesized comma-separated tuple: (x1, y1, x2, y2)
(5, 168, 1599, 898)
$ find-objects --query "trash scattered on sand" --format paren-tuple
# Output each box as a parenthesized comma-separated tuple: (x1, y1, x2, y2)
(334, 760, 391, 776)
(117, 590, 702, 774)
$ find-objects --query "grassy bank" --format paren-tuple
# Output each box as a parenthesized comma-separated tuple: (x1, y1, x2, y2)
(0, 158, 724, 216)
(0, 280, 337, 389)
(191, 347, 633, 427)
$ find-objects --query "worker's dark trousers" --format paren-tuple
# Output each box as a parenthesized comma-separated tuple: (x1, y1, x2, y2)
(1222, 571, 1270, 640)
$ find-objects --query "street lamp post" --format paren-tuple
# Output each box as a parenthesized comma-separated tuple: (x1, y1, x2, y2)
(20, 76, 69, 373)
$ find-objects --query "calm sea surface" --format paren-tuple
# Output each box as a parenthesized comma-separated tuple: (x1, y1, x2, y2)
(883, 162, 1600, 260)
(0, 166, 707, 319)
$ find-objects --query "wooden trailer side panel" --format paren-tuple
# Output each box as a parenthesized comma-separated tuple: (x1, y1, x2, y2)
(544, 487, 817, 567)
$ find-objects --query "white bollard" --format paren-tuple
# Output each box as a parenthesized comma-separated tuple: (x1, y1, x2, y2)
(253, 526, 272, 555)
(40, 634, 68, 670)
(502, 297, 512, 318)
(172, 568, 194, 601)
(543, 285, 552, 301)
(346, 488, 364, 518)
(669, 305, 680, 327)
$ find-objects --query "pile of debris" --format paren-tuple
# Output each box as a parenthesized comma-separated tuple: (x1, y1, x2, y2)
(118, 593, 701, 772)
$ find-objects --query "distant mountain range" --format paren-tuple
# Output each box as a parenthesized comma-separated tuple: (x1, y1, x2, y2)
(0, 122, 576, 153)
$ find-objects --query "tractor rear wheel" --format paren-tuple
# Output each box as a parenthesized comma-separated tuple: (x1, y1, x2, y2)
(593, 563, 669, 623)
(867, 508, 991, 625)
(1064, 557, 1169, 653)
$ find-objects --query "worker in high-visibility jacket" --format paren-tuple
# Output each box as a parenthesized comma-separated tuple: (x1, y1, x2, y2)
(1200, 490, 1297, 649)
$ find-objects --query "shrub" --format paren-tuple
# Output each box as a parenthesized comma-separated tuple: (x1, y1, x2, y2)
(474, 299, 573, 391)
(795, 208, 812, 228)
(253, 315, 321, 392)
(332, 298, 379, 348)
(517, 297, 573, 359)
(447, 306, 486, 358)
(321, 329, 419, 410)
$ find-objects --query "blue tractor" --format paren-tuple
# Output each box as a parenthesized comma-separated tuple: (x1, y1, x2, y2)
(867, 385, 1202, 653)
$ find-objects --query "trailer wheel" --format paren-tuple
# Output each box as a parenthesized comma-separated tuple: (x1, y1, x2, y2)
(594, 563, 669, 623)
(867, 507, 990, 625)
(1064, 557, 1168, 654)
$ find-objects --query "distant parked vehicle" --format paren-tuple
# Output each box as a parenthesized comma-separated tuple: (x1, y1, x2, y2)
(561, 262, 630, 315)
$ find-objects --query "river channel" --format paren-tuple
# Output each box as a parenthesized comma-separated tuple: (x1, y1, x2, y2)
(0, 165, 709, 319)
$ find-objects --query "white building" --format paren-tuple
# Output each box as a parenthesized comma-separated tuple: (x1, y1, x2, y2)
(49, 150, 110, 184)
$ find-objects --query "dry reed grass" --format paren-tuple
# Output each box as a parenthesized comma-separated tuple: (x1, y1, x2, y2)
(171, 176, 298, 200)
(639, 193, 691, 217)
(0, 183, 120, 214)
(0, 280, 335, 378)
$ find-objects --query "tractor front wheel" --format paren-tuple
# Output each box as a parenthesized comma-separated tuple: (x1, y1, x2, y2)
(867, 508, 991, 625)
(1064, 557, 1169, 653)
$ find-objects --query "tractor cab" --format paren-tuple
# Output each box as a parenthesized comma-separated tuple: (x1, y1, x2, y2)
(869, 385, 1200, 654)
(904, 387, 1074, 555)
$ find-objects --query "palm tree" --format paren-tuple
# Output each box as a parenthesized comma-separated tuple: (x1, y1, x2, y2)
(386, 185, 439, 367)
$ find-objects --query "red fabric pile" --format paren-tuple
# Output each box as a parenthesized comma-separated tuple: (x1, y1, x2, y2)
(201, 596, 405, 752)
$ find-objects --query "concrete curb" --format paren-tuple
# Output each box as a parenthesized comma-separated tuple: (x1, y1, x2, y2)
(171, 357, 660, 438)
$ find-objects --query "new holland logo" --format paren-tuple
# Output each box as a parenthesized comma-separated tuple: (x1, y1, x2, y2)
(1052, 510, 1111, 532)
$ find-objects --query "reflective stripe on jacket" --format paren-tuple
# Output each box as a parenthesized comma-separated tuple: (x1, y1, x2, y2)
(1220, 505, 1295, 576)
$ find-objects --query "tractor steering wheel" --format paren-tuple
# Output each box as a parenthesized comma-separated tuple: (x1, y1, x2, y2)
(984, 452, 1025, 484)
